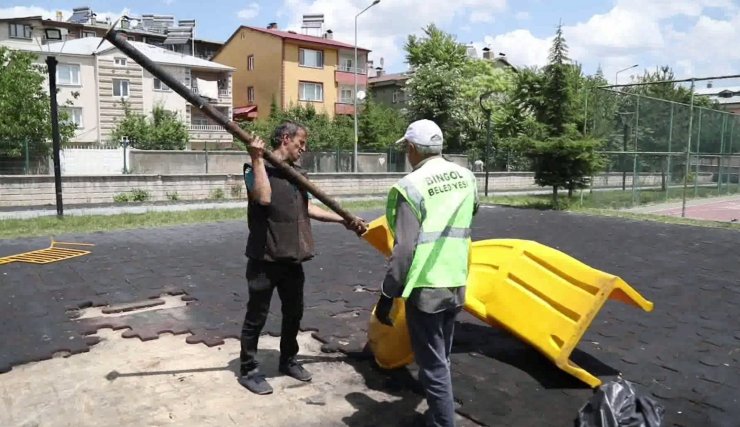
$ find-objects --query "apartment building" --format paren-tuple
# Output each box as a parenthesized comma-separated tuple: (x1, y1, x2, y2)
(213, 22, 371, 121)
(0, 6, 222, 60)
(14, 37, 234, 149)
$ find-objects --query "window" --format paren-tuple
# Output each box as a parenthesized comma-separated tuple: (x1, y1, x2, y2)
(393, 90, 405, 103)
(57, 64, 81, 86)
(247, 86, 255, 103)
(299, 48, 323, 68)
(339, 57, 353, 72)
(114, 57, 127, 66)
(153, 78, 170, 91)
(60, 107, 83, 128)
(299, 82, 323, 102)
(9, 24, 32, 39)
(339, 87, 353, 104)
(247, 55, 254, 70)
(113, 79, 129, 97)
(83, 31, 96, 38)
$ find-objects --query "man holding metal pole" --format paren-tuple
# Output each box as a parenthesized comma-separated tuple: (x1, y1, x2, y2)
(97, 24, 369, 395)
(240, 120, 367, 394)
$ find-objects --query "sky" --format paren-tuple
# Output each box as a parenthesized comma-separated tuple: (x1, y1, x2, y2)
(3, 0, 740, 88)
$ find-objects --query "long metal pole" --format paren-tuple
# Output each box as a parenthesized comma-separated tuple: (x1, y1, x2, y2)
(666, 103, 674, 200)
(24, 139, 29, 175)
(101, 29, 360, 224)
(484, 112, 491, 197)
(632, 96, 640, 205)
(681, 80, 696, 218)
(728, 118, 735, 194)
(582, 87, 589, 135)
(352, 1, 380, 173)
(353, 15, 358, 173)
(694, 109, 703, 197)
(718, 115, 727, 192)
(46, 56, 63, 217)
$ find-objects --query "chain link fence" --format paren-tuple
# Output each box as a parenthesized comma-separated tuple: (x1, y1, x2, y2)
(581, 87, 740, 210)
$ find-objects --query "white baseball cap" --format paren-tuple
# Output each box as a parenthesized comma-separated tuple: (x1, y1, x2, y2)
(395, 119, 444, 147)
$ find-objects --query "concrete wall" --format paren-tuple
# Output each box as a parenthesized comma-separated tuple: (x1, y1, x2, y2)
(0, 171, 702, 208)
(128, 150, 249, 174)
(61, 147, 127, 175)
(0, 174, 246, 207)
(55, 149, 468, 175)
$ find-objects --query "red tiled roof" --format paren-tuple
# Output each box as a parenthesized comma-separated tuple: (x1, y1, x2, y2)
(242, 26, 371, 52)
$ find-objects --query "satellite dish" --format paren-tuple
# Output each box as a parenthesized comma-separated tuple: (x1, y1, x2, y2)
(356, 90, 366, 100)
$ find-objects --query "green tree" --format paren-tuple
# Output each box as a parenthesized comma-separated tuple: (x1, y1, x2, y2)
(110, 102, 189, 150)
(512, 25, 606, 201)
(526, 128, 604, 206)
(358, 94, 408, 150)
(404, 63, 465, 150)
(404, 24, 527, 155)
(0, 47, 75, 160)
(147, 105, 189, 150)
(542, 23, 570, 136)
(404, 24, 468, 69)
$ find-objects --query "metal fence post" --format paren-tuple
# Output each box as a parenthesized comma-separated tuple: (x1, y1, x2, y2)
(666, 103, 674, 200)
(681, 79, 696, 218)
(632, 96, 640, 206)
(694, 109, 703, 197)
(24, 139, 30, 175)
(718, 115, 727, 193)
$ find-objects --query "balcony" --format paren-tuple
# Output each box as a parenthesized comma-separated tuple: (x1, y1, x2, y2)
(189, 124, 226, 132)
(335, 68, 367, 86)
(337, 64, 366, 74)
(335, 102, 356, 116)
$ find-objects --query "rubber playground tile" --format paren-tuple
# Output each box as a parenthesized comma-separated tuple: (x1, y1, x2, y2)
(1, 206, 739, 425)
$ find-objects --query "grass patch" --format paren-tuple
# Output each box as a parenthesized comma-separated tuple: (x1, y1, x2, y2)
(577, 209, 740, 231)
(481, 187, 740, 230)
(0, 200, 385, 240)
(482, 185, 740, 211)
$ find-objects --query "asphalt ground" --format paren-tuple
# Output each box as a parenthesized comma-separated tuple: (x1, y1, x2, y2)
(1, 206, 738, 426)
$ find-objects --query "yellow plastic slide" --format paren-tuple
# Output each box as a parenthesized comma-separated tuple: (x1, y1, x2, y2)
(362, 216, 654, 387)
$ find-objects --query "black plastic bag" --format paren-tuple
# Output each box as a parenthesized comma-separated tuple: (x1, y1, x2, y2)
(576, 378, 665, 427)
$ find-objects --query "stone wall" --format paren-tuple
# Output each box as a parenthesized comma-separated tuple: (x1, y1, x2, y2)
(0, 171, 704, 208)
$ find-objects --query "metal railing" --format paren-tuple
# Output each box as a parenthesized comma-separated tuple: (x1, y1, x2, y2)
(218, 89, 231, 98)
(189, 124, 226, 132)
(337, 64, 366, 74)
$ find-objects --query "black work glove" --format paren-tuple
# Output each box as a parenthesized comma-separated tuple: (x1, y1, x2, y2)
(375, 295, 394, 327)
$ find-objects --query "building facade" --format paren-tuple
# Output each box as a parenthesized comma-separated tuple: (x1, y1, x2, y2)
(212, 24, 371, 121)
(0, 7, 222, 61)
(10, 37, 234, 149)
(368, 72, 412, 111)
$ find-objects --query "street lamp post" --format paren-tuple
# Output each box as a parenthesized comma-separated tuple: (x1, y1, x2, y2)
(44, 28, 64, 217)
(479, 91, 495, 197)
(615, 64, 639, 86)
(354, 0, 380, 173)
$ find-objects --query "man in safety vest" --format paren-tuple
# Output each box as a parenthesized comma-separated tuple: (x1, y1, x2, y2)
(375, 119, 479, 427)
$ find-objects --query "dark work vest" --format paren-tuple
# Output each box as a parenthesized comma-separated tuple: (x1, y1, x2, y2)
(245, 163, 315, 263)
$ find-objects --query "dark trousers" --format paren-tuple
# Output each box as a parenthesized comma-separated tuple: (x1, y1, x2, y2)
(240, 259, 305, 373)
(406, 300, 460, 427)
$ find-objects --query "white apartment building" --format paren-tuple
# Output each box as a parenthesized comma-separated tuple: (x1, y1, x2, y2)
(3, 36, 234, 149)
